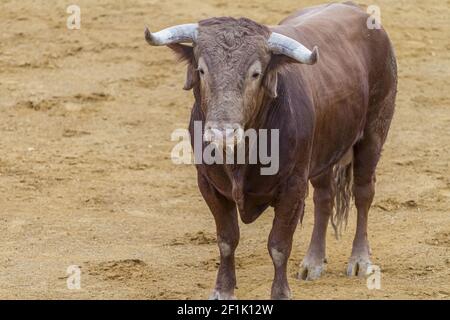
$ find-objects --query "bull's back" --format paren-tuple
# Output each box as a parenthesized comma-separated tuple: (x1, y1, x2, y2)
(272, 2, 395, 177)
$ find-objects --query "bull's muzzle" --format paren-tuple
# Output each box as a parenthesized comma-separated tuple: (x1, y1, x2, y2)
(204, 122, 244, 148)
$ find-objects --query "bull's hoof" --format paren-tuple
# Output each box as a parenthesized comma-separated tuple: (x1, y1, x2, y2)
(346, 256, 372, 277)
(270, 288, 291, 300)
(271, 294, 291, 300)
(209, 290, 236, 300)
(297, 258, 327, 281)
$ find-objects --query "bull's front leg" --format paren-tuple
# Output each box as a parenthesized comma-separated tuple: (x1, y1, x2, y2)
(198, 172, 239, 300)
(268, 176, 307, 300)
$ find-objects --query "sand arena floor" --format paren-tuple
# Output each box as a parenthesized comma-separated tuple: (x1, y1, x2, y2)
(0, 0, 449, 299)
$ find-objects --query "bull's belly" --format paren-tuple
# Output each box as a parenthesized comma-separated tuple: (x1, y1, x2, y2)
(309, 112, 365, 178)
(311, 138, 362, 179)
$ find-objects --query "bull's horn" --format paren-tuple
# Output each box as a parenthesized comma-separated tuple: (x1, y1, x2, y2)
(145, 23, 198, 46)
(268, 32, 318, 65)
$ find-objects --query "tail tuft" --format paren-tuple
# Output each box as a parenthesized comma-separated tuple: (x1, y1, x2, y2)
(331, 151, 353, 239)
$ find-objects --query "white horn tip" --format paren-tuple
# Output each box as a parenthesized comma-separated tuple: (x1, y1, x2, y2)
(309, 46, 319, 65)
(144, 26, 159, 46)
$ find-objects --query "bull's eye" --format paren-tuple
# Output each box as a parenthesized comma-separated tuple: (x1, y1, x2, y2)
(199, 68, 205, 76)
(252, 72, 260, 79)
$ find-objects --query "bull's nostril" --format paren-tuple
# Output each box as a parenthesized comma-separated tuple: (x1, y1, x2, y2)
(204, 128, 223, 142)
(203, 122, 244, 146)
(203, 130, 210, 141)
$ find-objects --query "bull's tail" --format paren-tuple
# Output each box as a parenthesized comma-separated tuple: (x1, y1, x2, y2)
(331, 149, 354, 239)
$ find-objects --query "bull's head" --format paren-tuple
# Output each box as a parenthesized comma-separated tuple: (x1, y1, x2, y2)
(145, 18, 318, 147)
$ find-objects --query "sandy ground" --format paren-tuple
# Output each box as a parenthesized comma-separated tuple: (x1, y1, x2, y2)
(0, 0, 449, 299)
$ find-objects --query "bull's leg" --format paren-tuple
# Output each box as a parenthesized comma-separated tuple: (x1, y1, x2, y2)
(298, 169, 334, 280)
(210, 205, 239, 300)
(268, 178, 307, 299)
(348, 58, 396, 276)
(198, 173, 239, 299)
(347, 131, 385, 277)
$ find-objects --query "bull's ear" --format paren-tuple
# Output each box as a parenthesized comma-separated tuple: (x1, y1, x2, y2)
(263, 69, 278, 98)
(168, 43, 194, 62)
(264, 55, 298, 98)
(167, 44, 197, 90)
(183, 63, 198, 90)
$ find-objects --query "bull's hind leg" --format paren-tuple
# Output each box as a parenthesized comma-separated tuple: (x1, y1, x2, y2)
(347, 139, 376, 277)
(198, 173, 240, 299)
(347, 94, 395, 277)
(298, 169, 334, 280)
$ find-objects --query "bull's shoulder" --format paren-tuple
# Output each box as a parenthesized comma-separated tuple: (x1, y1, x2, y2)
(277, 2, 368, 29)
(271, 2, 392, 69)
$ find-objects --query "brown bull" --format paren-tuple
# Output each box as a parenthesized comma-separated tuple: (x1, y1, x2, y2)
(145, 2, 397, 299)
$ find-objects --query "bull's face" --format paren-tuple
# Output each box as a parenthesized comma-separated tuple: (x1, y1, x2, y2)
(145, 17, 318, 147)
(195, 19, 272, 146)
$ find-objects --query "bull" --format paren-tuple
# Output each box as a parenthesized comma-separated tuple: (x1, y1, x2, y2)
(145, 2, 397, 299)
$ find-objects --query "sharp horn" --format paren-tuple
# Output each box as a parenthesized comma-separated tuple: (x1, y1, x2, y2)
(145, 23, 198, 46)
(268, 32, 318, 65)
